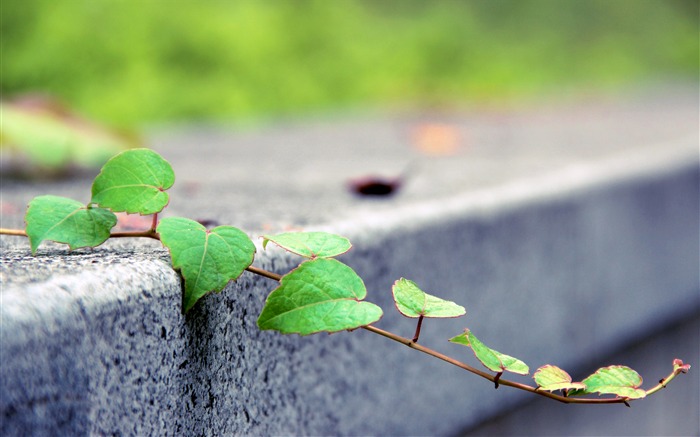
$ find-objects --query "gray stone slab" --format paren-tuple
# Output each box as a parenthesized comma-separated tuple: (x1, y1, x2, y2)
(1, 86, 698, 436)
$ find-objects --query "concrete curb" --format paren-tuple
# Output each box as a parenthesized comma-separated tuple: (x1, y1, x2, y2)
(2, 89, 698, 435)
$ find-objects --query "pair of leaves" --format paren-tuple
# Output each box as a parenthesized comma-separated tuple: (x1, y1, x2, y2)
(25, 148, 256, 312)
(25, 149, 174, 253)
(164, 228, 380, 326)
(258, 232, 382, 335)
(450, 331, 645, 399)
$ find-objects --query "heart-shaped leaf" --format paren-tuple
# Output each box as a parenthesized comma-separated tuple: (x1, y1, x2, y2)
(392, 278, 465, 318)
(257, 258, 383, 335)
(533, 365, 586, 392)
(157, 217, 256, 312)
(261, 231, 352, 258)
(449, 329, 529, 375)
(91, 148, 175, 215)
(25, 195, 117, 254)
(567, 365, 646, 399)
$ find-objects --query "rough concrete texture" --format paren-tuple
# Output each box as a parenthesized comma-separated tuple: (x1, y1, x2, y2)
(1, 87, 698, 435)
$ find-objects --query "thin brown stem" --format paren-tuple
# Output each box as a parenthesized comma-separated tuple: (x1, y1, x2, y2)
(360, 324, 632, 405)
(645, 361, 690, 396)
(493, 371, 503, 389)
(0, 228, 27, 237)
(110, 230, 160, 239)
(246, 265, 282, 282)
(2, 227, 286, 285)
(151, 213, 159, 232)
(1, 227, 160, 240)
(1, 224, 684, 405)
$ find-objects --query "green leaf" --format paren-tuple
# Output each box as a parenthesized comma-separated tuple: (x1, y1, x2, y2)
(533, 365, 586, 392)
(449, 329, 529, 375)
(25, 195, 117, 254)
(257, 258, 383, 335)
(91, 148, 175, 215)
(261, 231, 351, 258)
(567, 366, 646, 399)
(392, 278, 465, 318)
(157, 217, 256, 312)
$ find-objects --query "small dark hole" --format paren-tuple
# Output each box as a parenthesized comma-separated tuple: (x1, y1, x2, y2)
(349, 177, 401, 196)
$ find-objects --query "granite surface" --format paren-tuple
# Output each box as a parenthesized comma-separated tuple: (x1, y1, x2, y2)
(1, 87, 698, 436)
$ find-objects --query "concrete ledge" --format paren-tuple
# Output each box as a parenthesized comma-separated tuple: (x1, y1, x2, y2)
(1, 88, 698, 435)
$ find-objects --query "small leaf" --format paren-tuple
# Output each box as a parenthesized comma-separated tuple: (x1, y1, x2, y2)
(673, 358, 691, 374)
(448, 332, 471, 347)
(257, 258, 383, 335)
(568, 366, 646, 399)
(533, 365, 586, 392)
(25, 195, 117, 254)
(91, 148, 175, 215)
(261, 231, 352, 258)
(157, 217, 256, 312)
(392, 278, 465, 318)
(449, 329, 529, 375)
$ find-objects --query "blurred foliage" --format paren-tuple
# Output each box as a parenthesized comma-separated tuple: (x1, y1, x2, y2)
(0, 97, 138, 176)
(2, 0, 697, 127)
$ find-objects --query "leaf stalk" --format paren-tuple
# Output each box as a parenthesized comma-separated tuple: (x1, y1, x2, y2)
(412, 315, 424, 343)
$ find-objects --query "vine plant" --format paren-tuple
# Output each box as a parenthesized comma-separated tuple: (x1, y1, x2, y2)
(1, 148, 690, 407)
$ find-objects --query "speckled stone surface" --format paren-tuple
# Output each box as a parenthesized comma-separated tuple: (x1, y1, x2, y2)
(1, 87, 698, 436)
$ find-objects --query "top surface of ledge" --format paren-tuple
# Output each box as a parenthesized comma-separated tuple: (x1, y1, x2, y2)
(1, 86, 698, 251)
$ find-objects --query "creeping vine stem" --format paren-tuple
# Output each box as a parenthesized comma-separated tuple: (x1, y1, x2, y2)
(0, 218, 689, 406)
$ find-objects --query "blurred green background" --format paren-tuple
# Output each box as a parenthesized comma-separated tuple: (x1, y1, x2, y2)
(2, 0, 698, 128)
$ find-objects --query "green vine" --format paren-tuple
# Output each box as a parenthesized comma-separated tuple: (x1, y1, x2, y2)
(1, 148, 690, 407)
